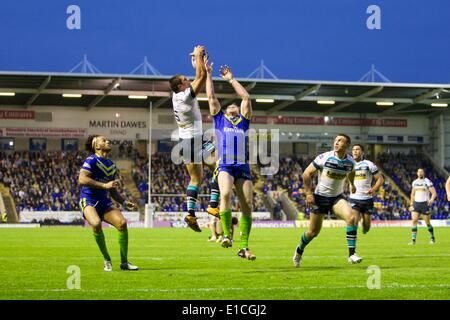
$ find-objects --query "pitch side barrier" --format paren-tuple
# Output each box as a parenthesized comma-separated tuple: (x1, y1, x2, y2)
(295, 220, 450, 228)
(9, 211, 449, 228)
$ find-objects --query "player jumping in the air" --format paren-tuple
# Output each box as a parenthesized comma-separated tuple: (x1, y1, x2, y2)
(78, 135, 139, 271)
(293, 134, 362, 267)
(349, 144, 384, 234)
(409, 168, 437, 245)
(204, 58, 256, 260)
(169, 45, 220, 232)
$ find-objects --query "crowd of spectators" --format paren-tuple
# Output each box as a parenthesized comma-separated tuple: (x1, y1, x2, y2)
(132, 153, 267, 212)
(0, 151, 131, 213)
(377, 151, 448, 220)
(263, 153, 449, 220)
(2, 149, 449, 220)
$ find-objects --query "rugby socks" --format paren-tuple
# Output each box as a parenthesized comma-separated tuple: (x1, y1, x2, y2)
(209, 180, 220, 209)
(297, 231, 311, 255)
(186, 184, 199, 217)
(239, 215, 252, 249)
(219, 209, 232, 237)
(118, 228, 129, 263)
(427, 225, 435, 240)
(411, 226, 418, 243)
(93, 230, 111, 262)
(346, 226, 357, 256)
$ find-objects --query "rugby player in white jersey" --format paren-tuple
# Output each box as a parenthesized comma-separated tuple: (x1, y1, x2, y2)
(293, 134, 362, 268)
(409, 168, 437, 245)
(169, 46, 219, 232)
(349, 144, 384, 234)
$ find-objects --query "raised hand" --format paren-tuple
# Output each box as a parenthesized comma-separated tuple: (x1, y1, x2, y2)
(219, 65, 234, 81)
(204, 56, 213, 74)
(191, 45, 207, 58)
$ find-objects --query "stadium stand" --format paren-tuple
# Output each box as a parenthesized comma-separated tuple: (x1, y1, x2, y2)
(262, 154, 449, 221)
(0, 151, 132, 213)
(377, 151, 449, 220)
(132, 153, 267, 212)
(2, 149, 447, 220)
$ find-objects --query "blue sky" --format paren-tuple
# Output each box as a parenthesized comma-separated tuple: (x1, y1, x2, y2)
(0, 0, 448, 83)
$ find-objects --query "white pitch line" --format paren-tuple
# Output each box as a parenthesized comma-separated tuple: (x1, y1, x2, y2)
(3, 283, 449, 293)
(0, 253, 449, 261)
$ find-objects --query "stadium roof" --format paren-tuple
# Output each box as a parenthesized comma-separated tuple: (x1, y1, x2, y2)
(0, 71, 449, 117)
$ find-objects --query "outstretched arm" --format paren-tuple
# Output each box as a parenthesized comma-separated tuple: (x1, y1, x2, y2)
(220, 65, 252, 119)
(190, 45, 207, 96)
(205, 58, 221, 115)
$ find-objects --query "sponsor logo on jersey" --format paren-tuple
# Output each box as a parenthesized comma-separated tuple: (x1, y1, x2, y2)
(224, 127, 245, 134)
(326, 170, 347, 180)
(355, 173, 367, 180)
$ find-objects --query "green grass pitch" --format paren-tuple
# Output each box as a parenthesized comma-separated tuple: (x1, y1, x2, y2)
(0, 226, 449, 300)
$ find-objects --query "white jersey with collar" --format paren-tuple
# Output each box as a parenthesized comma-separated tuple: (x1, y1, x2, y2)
(312, 151, 355, 197)
(350, 159, 379, 200)
(172, 86, 203, 139)
(412, 178, 433, 202)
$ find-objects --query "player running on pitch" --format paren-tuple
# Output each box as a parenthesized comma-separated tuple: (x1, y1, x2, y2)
(169, 45, 220, 232)
(349, 144, 384, 234)
(204, 58, 256, 260)
(293, 134, 362, 268)
(78, 135, 138, 271)
(409, 168, 437, 245)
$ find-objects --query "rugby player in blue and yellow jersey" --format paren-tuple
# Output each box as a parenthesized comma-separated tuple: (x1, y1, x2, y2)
(78, 135, 138, 271)
(204, 59, 256, 260)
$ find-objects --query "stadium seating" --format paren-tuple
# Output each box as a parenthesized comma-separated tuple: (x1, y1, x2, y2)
(377, 151, 449, 220)
(264, 154, 449, 220)
(132, 153, 267, 212)
(1, 150, 447, 219)
(0, 151, 131, 213)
